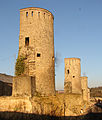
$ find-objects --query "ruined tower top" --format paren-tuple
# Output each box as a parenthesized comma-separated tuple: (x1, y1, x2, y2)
(20, 7, 54, 19)
(64, 58, 82, 94)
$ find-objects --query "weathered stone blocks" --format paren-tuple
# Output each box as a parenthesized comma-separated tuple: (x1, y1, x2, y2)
(64, 58, 82, 94)
(12, 75, 35, 97)
(18, 7, 55, 96)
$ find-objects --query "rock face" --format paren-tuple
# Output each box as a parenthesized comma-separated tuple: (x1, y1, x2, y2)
(0, 73, 12, 96)
(14, 7, 55, 96)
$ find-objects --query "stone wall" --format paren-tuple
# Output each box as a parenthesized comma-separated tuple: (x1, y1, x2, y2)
(64, 58, 82, 94)
(81, 76, 89, 101)
(18, 7, 55, 96)
(0, 97, 32, 113)
(0, 93, 84, 116)
(12, 75, 36, 97)
(88, 88, 90, 101)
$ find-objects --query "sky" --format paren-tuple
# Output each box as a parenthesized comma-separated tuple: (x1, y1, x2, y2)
(0, 0, 102, 90)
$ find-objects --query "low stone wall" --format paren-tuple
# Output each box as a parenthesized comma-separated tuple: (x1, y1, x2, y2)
(12, 75, 36, 97)
(0, 93, 88, 118)
(0, 96, 32, 113)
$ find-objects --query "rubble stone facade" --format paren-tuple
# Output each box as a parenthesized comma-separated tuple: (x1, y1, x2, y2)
(64, 58, 82, 94)
(12, 75, 36, 97)
(81, 76, 88, 101)
(14, 7, 55, 96)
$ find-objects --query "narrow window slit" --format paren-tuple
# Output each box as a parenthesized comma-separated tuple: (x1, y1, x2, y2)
(38, 12, 40, 17)
(25, 37, 29, 46)
(32, 11, 33, 16)
(67, 70, 69, 74)
(26, 12, 28, 17)
(44, 13, 45, 18)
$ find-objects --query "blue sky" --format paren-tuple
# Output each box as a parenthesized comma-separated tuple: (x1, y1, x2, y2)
(0, 0, 102, 89)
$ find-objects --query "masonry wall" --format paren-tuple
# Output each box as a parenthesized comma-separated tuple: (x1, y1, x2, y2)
(88, 88, 90, 102)
(64, 58, 82, 94)
(12, 75, 35, 97)
(18, 7, 55, 96)
(0, 97, 32, 113)
(0, 94, 84, 117)
(81, 76, 89, 101)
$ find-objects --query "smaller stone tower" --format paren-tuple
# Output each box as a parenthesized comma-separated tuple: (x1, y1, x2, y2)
(64, 58, 82, 94)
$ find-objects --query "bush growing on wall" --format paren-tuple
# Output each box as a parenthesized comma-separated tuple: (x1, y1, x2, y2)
(15, 56, 25, 76)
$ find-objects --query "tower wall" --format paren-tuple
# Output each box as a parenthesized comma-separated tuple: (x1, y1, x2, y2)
(18, 7, 55, 96)
(81, 76, 89, 101)
(64, 58, 82, 94)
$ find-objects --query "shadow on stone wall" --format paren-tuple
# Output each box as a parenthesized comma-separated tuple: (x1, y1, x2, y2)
(0, 81, 12, 96)
(0, 111, 102, 120)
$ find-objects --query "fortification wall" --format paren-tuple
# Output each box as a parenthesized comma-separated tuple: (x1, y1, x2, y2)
(0, 97, 32, 113)
(12, 75, 36, 97)
(0, 94, 84, 117)
(81, 76, 89, 101)
(64, 58, 82, 94)
(18, 7, 55, 96)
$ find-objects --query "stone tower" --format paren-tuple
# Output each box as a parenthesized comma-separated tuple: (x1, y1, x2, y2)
(64, 58, 82, 94)
(18, 7, 55, 96)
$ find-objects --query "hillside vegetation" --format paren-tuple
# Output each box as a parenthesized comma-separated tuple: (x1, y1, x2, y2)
(90, 87, 102, 97)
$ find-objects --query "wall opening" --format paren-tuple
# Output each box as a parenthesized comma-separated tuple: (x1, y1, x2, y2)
(25, 37, 29, 46)
(73, 76, 75, 78)
(32, 11, 33, 16)
(26, 12, 28, 17)
(44, 13, 45, 18)
(38, 12, 40, 17)
(67, 70, 69, 74)
(37, 53, 41, 57)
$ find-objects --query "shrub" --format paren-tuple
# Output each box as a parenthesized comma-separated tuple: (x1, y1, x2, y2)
(15, 56, 25, 76)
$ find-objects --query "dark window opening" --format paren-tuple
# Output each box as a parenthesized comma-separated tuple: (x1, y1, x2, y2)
(37, 53, 41, 57)
(44, 13, 45, 18)
(38, 12, 40, 17)
(26, 12, 28, 17)
(67, 70, 69, 74)
(73, 76, 75, 78)
(25, 37, 29, 46)
(32, 11, 33, 16)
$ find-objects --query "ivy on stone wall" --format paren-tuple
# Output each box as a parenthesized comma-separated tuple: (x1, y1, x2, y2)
(15, 56, 25, 76)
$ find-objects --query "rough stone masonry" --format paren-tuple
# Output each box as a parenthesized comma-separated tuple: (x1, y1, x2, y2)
(13, 7, 55, 96)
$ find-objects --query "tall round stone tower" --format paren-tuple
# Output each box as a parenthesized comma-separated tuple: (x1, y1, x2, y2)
(18, 7, 55, 96)
(64, 58, 82, 94)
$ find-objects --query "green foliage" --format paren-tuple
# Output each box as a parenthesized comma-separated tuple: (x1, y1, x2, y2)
(15, 56, 25, 76)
